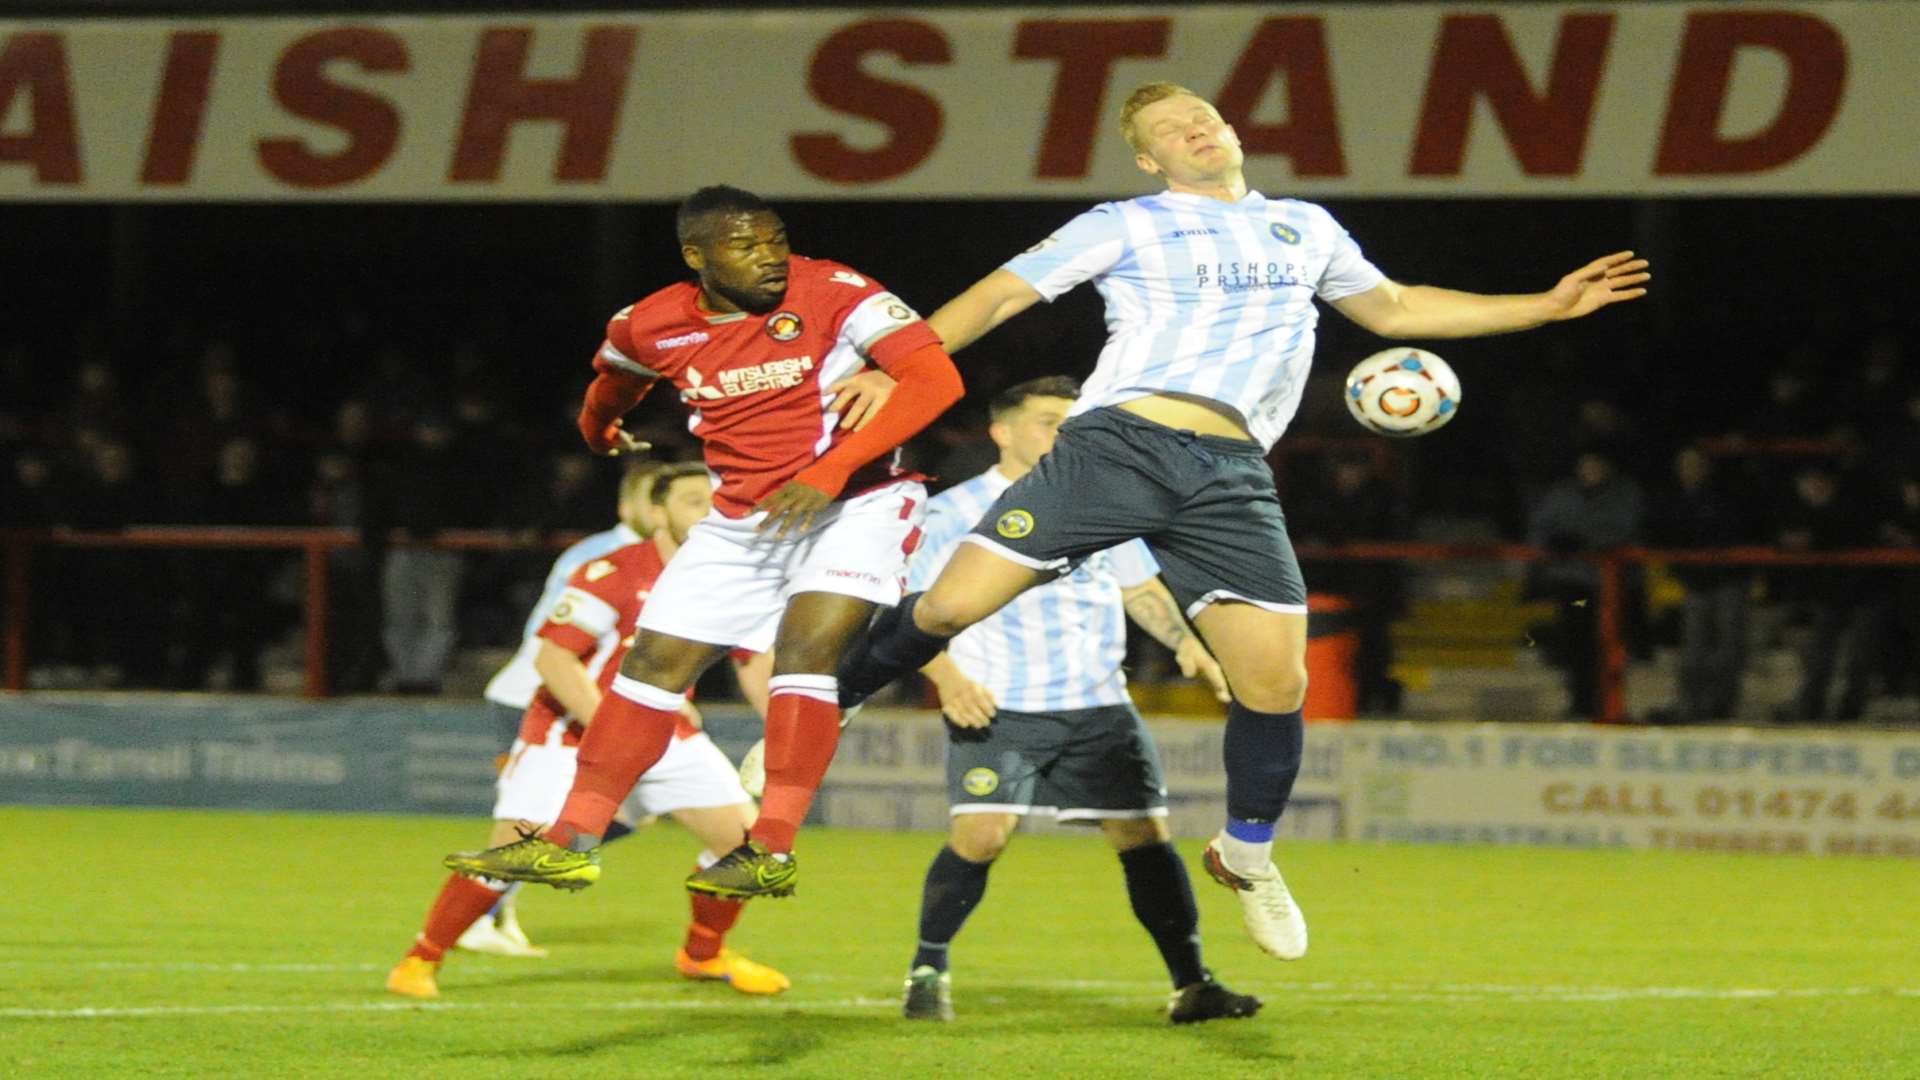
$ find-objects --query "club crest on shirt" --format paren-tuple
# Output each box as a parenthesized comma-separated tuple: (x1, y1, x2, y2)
(584, 559, 615, 582)
(1270, 222, 1301, 244)
(766, 311, 804, 341)
(995, 509, 1035, 539)
(962, 767, 999, 796)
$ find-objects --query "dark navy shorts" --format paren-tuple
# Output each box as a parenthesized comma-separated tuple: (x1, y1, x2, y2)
(965, 407, 1307, 617)
(945, 704, 1168, 820)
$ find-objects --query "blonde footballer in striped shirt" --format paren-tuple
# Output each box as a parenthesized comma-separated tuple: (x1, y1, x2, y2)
(840, 82, 1650, 957)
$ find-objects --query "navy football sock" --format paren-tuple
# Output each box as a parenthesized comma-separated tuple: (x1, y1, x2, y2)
(1222, 701, 1304, 826)
(838, 594, 953, 708)
(602, 819, 635, 844)
(1118, 842, 1207, 989)
(911, 845, 992, 972)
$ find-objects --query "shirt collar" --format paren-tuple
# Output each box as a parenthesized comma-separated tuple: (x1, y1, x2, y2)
(1157, 188, 1266, 207)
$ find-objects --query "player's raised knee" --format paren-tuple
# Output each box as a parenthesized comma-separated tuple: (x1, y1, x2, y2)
(1232, 663, 1308, 714)
(914, 586, 991, 638)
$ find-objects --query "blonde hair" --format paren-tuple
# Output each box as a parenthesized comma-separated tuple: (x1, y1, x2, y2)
(1120, 81, 1204, 152)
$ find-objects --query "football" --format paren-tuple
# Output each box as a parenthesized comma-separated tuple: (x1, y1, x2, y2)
(1343, 348, 1461, 437)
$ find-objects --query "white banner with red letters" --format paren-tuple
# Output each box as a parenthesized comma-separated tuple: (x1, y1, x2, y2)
(0, 3, 1911, 200)
(1343, 722, 1920, 858)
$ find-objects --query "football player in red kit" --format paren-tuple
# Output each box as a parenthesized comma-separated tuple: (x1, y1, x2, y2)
(448, 185, 963, 900)
(393, 465, 790, 999)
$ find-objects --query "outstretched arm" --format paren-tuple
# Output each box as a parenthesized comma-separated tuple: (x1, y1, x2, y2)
(1331, 251, 1651, 340)
(928, 269, 1045, 354)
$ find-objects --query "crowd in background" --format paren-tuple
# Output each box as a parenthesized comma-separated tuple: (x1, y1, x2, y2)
(3, 323, 1916, 722)
(1, 193, 1916, 720)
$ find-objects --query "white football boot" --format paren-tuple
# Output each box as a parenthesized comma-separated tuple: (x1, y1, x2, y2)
(1202, 833, 1308, 960)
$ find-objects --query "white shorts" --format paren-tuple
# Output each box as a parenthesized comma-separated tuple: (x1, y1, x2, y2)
(637, 480, 927, 653)
(491, 731, 751, 824)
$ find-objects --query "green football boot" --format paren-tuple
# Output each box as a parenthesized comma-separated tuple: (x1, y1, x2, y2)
(684, 840, 796, 899)
(444, 831, 601, 891)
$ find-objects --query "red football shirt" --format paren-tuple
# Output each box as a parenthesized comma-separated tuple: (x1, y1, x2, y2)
(594, 255, 941, 517)
(519, 538, 701, 747)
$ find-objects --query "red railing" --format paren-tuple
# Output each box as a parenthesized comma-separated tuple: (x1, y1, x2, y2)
(1, 527, 581, 699)
(6, 529, 1919, 718)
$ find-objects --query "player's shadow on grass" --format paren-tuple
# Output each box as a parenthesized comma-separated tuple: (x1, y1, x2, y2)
(512, 918, 667, 946)
(964, 985, 1292, 1065)
(460, 984, 1287, 1069)
(462, 1011, 841, 1066)
(454, 964, 674, 993)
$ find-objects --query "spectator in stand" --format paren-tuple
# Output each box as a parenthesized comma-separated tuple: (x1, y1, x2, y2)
(70, 440, 170, 685)
(368, 413, 477, 694)
(315, 399, 389, 691)
(309, 448, 382, 693)
(1773, 465, 1879, 723)
(1290, 451, 1409, 714)
(2, 448, 80, 680)
(3, 448, 66, 527)
(451, 383, 530, 644)
(65, 358, 134, 447)
(1525, 451, 1645, 718)
(1842, 333, 1909, 451)
(1645, 446, 1755, 724)
(176, 437, 293, 690)
(1746, 353, 1841, 442)
(165, 348, 258, 496)
(525, 453, 611, 535)
(1878, 473, 1920, 706)
(1566, 398, 1646, 479)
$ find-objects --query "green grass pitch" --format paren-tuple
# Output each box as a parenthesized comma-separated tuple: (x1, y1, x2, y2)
(3, 805, 1915, 1078)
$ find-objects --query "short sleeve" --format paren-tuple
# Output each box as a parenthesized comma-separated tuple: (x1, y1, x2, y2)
(842, 290, 939, 365)
(1102, 539, 1160, 589)
(537, 585, 618, 654)
(1313, 211, 1386, 302)
(906, 498, 975, 593)
(1000, 204, 1129, 302)
(595, 305, 662, 378)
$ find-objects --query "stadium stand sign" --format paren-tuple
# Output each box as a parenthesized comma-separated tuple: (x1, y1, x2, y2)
(1342, 722, 1920, 859)
(0, 2, 1909, 199)
(5, 697, 1915, 858)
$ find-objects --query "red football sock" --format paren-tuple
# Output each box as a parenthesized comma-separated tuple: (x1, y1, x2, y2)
(748, 676, 843, 854)
(408, 874, 506, 963)
(546, 676, 681, 849)
(684, 881, 745, 962)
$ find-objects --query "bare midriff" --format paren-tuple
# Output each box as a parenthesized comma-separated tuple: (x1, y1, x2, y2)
(1116, 393, 1254, 441)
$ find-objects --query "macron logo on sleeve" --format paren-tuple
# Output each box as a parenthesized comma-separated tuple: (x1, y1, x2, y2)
(655, 331, 710, 350)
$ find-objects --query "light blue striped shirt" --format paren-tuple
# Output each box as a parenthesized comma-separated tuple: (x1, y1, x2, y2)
(483, 523, 641, 708)
(1002, 190, 1384, 450)
(910, 468, 1158, 711)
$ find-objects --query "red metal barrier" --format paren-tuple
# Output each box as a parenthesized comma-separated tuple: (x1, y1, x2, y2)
(0, 527, 580, 699)
(5, 529, 1918, 714)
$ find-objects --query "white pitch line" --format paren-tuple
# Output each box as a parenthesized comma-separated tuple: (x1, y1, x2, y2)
(0, 997, 899, 1020)
(0, 960, 388, 973)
